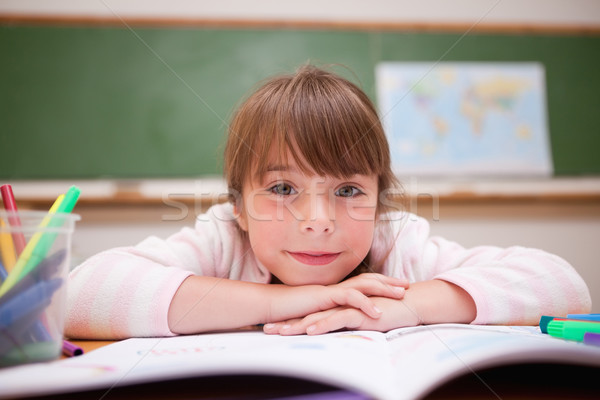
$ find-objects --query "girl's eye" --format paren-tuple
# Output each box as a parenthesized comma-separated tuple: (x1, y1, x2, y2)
(270, 183, 297, 196)
(335, 185, 363, 198)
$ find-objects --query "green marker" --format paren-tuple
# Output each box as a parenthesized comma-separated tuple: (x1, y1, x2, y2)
(547, 319, 600, 342)
(18, 186, 81, 279)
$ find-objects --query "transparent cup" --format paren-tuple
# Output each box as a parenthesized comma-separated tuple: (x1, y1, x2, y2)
(0, 211, 79, 367)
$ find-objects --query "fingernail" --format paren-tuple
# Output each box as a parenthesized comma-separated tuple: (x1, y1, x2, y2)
(374, 306, 382, 314)
(282, 324, 291, 331)
(307, 325, 317, 334)
(395, 287, 405, 294)
(264, 323, 275, 330)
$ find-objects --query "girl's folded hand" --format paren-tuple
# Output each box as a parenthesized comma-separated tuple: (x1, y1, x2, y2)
(335, 273, 408, 300)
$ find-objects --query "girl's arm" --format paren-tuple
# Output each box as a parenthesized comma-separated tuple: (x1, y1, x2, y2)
(386, 215, 591, 325)
(168, 273, 408, 334)
(66, 250, 405, 339)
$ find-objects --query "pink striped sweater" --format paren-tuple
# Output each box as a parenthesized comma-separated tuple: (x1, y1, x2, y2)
(65, 203, 591, 339)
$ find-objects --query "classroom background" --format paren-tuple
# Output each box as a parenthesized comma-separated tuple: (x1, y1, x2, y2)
(1, 0, 599, 312)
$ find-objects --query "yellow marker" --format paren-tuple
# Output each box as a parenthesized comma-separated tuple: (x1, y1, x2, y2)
(0, 194, 64, 297)
(0, 219, 17, 271)
(14, 195, 64, 268)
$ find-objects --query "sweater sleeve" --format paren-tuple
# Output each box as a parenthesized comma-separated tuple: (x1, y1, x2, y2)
(65, 248, 192, 339)
(65, 204, 269, 339)
(378, 214, 592, 325)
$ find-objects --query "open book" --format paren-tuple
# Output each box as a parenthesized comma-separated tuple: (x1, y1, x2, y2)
(1, 324, 599, 399)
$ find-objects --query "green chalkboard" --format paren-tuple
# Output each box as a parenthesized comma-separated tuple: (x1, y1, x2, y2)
(1, 24, 599, 178)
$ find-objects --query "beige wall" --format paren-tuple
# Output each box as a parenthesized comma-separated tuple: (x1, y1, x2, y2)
(1, 0, 600, 27)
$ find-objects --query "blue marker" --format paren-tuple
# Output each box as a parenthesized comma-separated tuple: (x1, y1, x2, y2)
(0, 251, 66, 346)
(0, 278, 62, 347)
(0, 259, 8, 282)
(567, 313, 600, 322)
(0, 278, 62, 327)
(0, 303, 54, 355)
(0, 250, 66, 304)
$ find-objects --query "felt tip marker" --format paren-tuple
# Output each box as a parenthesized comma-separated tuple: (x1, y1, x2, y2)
(539, 314, 600, 334)
(583, 332, 600, 347)
(566, 313, 600, 322)
(62, 340, 84, 357)
(539, 315, 557, 334)
(0, 278, 62, 328)
(547, 319, 600, 342)
(0, 184, 27, 255)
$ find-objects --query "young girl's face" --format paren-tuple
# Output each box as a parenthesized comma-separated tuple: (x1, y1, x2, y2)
(236, 148, 379, 286)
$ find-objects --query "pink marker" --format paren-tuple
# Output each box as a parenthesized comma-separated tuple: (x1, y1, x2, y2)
(1, 184, 27, 255)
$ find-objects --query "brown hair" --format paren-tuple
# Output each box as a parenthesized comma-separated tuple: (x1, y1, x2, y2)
(223, 64, 401, 274)
(225, 64, 399, 206)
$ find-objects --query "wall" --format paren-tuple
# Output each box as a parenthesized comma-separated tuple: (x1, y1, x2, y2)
(1, 0, 600, 27)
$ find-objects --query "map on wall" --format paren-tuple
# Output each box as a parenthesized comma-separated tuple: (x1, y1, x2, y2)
(375, 62, 553, 177)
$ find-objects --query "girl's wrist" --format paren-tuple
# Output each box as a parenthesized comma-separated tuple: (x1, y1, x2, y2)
(399, 280, 476, 325)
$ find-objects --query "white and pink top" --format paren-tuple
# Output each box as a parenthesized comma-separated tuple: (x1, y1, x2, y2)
(66, 203, 591, 339)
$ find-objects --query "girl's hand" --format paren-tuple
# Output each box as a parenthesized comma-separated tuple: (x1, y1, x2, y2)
(334, 273, 409, 296)
(264, 280, 477, 335)
(264, 296, 416, 335)
(267, 273, 408, 324)
(317, 272, 409, 317)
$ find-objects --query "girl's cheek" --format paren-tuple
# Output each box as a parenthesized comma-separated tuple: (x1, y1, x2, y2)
(341, 201, 378, 222)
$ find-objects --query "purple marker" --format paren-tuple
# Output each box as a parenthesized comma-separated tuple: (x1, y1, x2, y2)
(62, 340, 84, 357)
(583, 332, 600, 347)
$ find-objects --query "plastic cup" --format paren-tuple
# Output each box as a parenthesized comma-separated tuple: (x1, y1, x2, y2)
(0, 211, 79, 367)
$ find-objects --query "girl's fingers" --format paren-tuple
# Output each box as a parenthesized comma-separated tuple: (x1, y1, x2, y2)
(264, 317, 318, 335)
(365, 274, 410, 288)
(329, 289, 382, 319)
(338, 274, 408, 300)
(264, 307, 348, 336)
(273, 308, 366, 336)
(263, 319, 302, 335)
(306, 309, 365, 335)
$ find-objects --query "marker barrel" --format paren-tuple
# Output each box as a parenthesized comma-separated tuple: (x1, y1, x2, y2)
(547, 319, 600, 342)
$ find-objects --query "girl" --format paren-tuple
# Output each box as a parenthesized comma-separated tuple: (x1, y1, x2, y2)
(66, 65, 591, 339)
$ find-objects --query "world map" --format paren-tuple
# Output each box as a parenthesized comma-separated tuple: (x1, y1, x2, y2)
(376, 62, 553, 177)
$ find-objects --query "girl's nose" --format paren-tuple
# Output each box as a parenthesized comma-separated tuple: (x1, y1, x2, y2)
(297, 191, 335, 235)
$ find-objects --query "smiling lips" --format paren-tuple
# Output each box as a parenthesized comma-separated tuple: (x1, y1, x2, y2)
(288, 251, 341, 266)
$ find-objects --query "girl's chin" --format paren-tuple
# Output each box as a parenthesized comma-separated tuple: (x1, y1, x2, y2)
(265, 254, 361, 286)
(272, 271, 349, 286)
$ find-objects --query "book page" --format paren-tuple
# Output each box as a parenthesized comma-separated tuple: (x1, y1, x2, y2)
(2, 325, 599, 399)
(0, 330, 395, 399)
(384, 324, 600, 399)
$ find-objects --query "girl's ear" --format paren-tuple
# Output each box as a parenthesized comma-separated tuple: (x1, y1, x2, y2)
(233, 203, 248, 232)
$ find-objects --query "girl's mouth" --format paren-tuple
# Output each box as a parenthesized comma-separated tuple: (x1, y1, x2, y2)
(287, 251, 341, 266)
